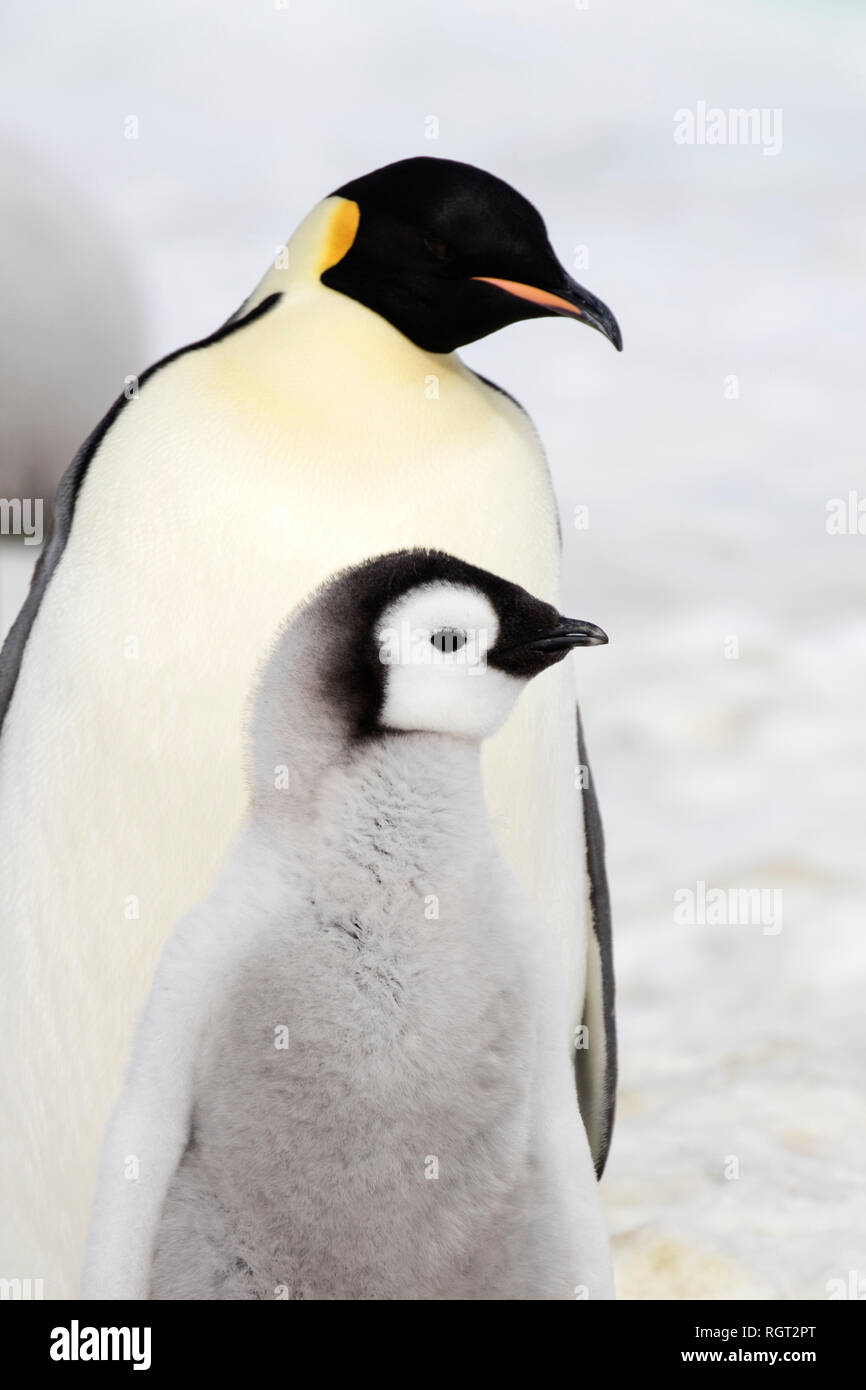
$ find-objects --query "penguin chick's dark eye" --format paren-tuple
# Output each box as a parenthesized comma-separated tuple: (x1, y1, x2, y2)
(431, 628, 467, 654)
(423, 235, 452, 261)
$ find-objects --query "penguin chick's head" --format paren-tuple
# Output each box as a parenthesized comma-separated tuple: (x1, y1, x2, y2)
(320, 157, 622, 354)
(259, 550, 607, 754)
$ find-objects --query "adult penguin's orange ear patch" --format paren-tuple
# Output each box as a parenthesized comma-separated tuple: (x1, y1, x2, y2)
(318, 198, 360, 275)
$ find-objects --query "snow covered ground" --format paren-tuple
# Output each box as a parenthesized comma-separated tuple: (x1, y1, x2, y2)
(2, 0, 864, 1299)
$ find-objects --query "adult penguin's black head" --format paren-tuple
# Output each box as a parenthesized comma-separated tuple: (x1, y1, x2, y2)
(320, 157, 622, 356)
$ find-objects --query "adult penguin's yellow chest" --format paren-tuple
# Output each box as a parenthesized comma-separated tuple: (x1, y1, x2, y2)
(0, 279, 586, 1297)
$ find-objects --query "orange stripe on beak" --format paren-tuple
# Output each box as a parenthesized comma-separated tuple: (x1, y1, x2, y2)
(471, 276, 583, 317)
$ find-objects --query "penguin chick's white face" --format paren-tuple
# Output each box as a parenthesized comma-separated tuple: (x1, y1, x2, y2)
(263, 550, 609, 755)
(376, 583, 511, 740)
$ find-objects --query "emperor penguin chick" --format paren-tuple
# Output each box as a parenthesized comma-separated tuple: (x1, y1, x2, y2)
(83, 550, 613, 1302)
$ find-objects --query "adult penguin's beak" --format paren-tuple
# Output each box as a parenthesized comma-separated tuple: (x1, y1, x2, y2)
(471, 273, 623, 351)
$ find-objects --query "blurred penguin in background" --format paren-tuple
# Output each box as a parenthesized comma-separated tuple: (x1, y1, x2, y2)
(0, 137, 141, 513)
(0, 137, 141, 635)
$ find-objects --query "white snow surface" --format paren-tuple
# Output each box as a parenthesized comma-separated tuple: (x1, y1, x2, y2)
(1, 0, 864, 1300)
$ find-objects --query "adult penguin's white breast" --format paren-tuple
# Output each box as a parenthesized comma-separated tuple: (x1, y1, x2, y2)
(0, 198, 587, 1295)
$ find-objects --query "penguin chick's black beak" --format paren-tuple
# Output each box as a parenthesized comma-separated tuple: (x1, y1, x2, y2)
(494, 617, 609, 676)
(526, 618, 609, 653)
(471, 273, 623, 351)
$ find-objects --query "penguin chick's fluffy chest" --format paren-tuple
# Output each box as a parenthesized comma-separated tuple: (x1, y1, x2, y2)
(153, 734, 559, 1300)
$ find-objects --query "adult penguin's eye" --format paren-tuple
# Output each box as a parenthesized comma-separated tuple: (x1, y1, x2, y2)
(431, 628, 467, 654)
(423, 235, 451, 261)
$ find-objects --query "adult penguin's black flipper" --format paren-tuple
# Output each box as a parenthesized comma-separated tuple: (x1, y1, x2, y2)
(575, 703, 617, 1178)
(0, 454, 85, 734)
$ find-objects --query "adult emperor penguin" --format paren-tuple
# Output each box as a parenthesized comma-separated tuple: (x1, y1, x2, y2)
(84, 550, 613, 1301)
(0, 157, 620, 1296)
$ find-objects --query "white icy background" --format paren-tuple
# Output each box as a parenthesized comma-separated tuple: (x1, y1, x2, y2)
(2, 0, 864, 1299)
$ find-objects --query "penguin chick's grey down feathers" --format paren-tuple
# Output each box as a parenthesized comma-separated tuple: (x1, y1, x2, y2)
(83, 550, 614, 1301)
